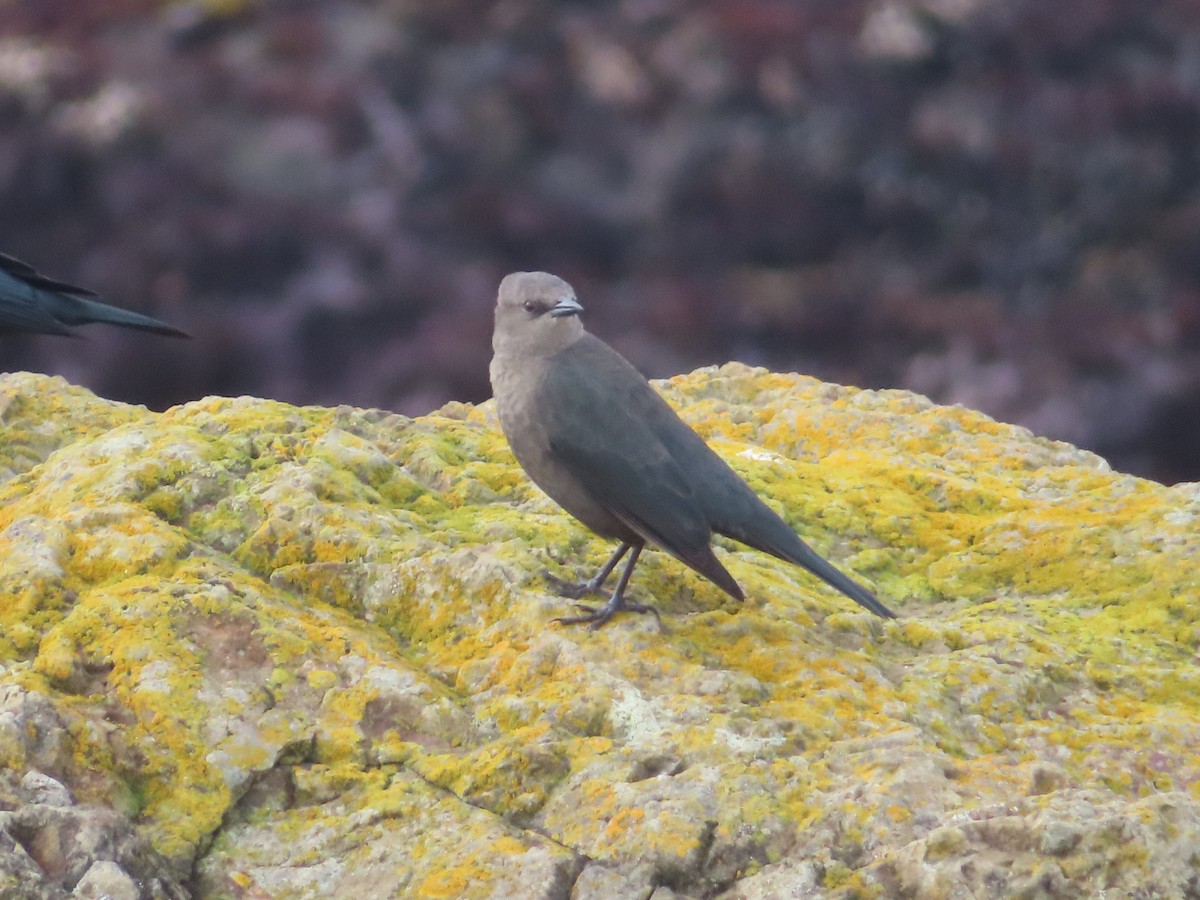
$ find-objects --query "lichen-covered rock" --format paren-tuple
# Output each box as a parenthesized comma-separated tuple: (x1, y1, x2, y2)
(0, 367, 1197, 899)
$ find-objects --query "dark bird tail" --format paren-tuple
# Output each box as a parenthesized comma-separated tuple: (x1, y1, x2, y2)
(715, 495, 895, 618)
(45, 294, 190, 337)
(772, 536, 895, 618)
(0, 252, 189, 337)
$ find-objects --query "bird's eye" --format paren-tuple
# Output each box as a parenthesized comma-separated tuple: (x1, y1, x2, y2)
(522, 300, 538, 313)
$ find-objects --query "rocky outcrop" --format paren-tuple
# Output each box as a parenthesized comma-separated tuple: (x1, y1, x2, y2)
(0, 368, 1197, 898)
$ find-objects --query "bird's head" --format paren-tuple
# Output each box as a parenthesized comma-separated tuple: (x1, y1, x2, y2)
(493, 271, 585, 357)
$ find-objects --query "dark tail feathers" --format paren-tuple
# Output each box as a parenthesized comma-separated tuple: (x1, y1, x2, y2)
(779, 538, 896, 618)
(47, 294, 189, 337)
(718, 502, 895, 618)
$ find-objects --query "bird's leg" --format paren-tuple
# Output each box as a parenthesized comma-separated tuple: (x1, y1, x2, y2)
(542, 542, 630, 600)
(552, 544, 662, 629)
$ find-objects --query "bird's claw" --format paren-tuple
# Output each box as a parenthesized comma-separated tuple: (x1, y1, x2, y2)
(541, 569, 600, 600)
(551, 606, 613, 629)
(551, 600, 664, 631)
(621, 602, 664, 629)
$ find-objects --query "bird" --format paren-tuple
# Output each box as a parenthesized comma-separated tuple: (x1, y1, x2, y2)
(489, 271, 896, 628)
(0, 252, 188, 338)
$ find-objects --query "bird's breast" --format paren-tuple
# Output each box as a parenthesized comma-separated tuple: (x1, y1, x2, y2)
(490, 352, 632, 541)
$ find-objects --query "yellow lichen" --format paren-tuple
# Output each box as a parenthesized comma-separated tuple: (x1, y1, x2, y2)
(0, 368, 1197, 894)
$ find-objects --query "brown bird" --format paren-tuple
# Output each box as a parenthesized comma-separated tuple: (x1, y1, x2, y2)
(489, 271, 895, 628)
(0, 252, 188, 338)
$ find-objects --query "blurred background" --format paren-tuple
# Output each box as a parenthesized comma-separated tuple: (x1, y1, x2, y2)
(2, 0, 1198, 484)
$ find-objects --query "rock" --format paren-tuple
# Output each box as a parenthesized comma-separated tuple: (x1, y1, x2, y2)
(73, 860, 141, 900)
(0, 367, 1197, 898)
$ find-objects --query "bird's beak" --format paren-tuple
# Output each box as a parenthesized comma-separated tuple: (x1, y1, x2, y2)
(550, 296, 583, 318)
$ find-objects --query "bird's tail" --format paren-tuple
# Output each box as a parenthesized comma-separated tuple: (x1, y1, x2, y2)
(717, 500, 895, 618)
(49, 294, 189, 337)
(777, 537, 895, 618)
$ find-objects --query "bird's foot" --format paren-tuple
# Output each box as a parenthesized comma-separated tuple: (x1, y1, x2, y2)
(541, 569, 603, 600)
(551, 599, 663, 631)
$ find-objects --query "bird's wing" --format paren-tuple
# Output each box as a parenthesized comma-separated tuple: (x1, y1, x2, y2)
(540, 372, 705, 554)
(536, 338, 747, 602)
